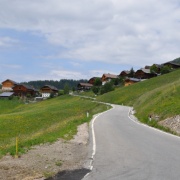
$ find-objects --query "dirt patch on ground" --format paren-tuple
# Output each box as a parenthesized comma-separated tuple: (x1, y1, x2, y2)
(0, 123, 89, 180)
(159, 115, 180, 135)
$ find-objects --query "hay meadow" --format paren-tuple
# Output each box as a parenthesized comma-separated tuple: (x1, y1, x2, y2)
(0, 95, 108, 157)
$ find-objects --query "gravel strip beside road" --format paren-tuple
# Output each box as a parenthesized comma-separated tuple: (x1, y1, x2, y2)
(0, 123, 89, 180)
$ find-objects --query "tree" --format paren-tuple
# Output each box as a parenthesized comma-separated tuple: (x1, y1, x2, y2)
(94, 78, 102, 86)
(72, 87, 76, 92)
(129, 67, 135, 77)
(150, 64, 158, 74)
(100, 82, 114, 95)
(161, 65, 171, 74)
(64, 83, 70, 94)
(92, 86, 100, 94)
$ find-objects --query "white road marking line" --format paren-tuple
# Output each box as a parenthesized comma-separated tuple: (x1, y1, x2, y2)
(83, 105, 115, 179)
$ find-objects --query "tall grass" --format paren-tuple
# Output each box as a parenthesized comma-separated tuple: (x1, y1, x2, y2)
(0, 95, 108, 157)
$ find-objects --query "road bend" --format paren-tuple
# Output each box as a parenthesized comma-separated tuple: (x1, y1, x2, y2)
(83, 105, 180, 180)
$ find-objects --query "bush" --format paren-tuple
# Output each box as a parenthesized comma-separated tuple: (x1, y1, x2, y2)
(58, 90, 64, 96)
(161, 65, 171, 74)
(92, 86, 100, 94)
(8, 96, 14, 100)
(100, 82, 114, 95)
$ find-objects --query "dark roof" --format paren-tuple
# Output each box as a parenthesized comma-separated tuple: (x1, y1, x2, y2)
(13, 84, 37, 91)
(88, 77, 100, 80)
(120, 70, 130, 75)
(136, 68, 151, 74)
(41, 85, 58, 91)
(22, 84, 35, 90)
(78, 83, 93, 87)
(163, 61, 180, 67)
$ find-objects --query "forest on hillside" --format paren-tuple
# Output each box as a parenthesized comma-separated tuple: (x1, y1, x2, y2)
(21, 79, 88, 90)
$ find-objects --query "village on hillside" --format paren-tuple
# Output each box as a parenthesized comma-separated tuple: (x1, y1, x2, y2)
(0, 59, 180, 100)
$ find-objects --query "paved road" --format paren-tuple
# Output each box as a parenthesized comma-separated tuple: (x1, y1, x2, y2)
(84, 105, 180, 180)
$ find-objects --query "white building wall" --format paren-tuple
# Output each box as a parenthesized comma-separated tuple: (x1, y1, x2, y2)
(42, 93, 51, 98)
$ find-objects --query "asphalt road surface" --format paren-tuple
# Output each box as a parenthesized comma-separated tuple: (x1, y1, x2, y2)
(83, 105, 180, 180)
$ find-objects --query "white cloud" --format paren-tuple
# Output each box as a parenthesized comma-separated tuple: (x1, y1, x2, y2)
(0, 37, 19, 47)
(0, 0, 179, 68)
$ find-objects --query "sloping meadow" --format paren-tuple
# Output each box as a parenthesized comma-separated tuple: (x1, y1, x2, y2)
(0, 95, 108, 157)
(98, 69, 180, 123)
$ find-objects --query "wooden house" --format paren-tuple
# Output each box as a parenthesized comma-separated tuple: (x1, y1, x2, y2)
(77, 83, 93, 91)
(1, 79, 18, 92)
(162, 62, 180, 69)
(101, 73, 118, 85)
(40, 85, 58, 98)
(13, 84, 38, 97)
(124, 78, 141, 86)
(88, 77, 101, 85)
(134, 68, 156, 79)
(119, 71, 130, 78)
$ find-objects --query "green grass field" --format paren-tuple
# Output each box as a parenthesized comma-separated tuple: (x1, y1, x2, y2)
(97, 69, 180, 123)
(0, 95, 108, 157)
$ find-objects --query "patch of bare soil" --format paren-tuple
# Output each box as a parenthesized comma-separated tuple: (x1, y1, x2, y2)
(159, 115, 180, 135)
(0, 123, 89, 180)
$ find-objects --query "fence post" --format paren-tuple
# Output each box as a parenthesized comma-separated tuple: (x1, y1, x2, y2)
(15, 137, 18, 158)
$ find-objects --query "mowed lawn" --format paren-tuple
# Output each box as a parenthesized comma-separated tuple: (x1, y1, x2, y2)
(0, 95, 108, 156)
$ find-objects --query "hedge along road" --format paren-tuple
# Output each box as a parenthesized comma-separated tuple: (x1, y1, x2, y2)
(83, 105, 180, 180)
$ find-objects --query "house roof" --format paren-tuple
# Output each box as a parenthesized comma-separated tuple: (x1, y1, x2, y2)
(0, 92, 14, 97)
(88, 77, 100, 81)
(125, 78, 141, 82)
(78, 83, 93, 87)
(13, 84, 38, 91)
(120, 70, 130, 75)
(163, 61, 180, 67)
(103, 73, 118, 79)
(136, 68, 151, 74)
(1, 79, 18, 85)
(41, 85, 58, 91)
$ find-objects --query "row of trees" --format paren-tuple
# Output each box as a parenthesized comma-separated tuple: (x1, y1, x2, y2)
(22, 79, 87, 90)
(150, 65, 172, 75)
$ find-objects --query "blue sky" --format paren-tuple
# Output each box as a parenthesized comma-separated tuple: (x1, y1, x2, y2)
(0, 0, 180, 82)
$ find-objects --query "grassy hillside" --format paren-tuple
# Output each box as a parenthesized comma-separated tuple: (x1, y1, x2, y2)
(0, 95, 108, 157)
(97, 69, 180, 123)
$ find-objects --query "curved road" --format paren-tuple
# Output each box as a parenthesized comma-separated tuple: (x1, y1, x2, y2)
(83, 105, 180, 180)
